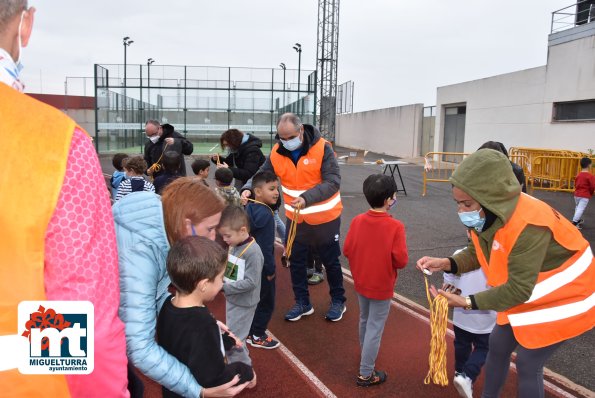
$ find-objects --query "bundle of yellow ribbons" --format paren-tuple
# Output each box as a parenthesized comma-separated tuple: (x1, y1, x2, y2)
(423, 275, 449, 386)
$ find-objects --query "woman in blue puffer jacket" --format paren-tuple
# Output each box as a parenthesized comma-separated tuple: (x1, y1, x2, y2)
(113, 178, 249, 397)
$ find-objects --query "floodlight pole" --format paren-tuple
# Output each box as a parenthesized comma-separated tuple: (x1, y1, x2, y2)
(280, 63, 286, 108)
(147, 58, 155, 116)
(123, 36, 134, 98)
(293, 43, 302, 116)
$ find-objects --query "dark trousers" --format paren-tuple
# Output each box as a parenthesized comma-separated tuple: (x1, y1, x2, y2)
(289, 238, 345, 306)
(249, 274, 276, 337)
(127, 363, 144, 398)
(453, 325, 490, 382)
(482, 324, 564, 398)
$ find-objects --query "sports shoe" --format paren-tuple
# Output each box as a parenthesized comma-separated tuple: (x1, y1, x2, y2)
(325, 301, 346, 321)
(285, 303, 314, 321)
(356, 369, 387, 387)
(453, 372, 473, 398)
(308, 272, 324, 285)
(247, 334, 280, 349)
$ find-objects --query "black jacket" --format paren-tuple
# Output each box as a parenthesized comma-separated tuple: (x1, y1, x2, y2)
(144, 130, 193, 177)
(511, 162, 527, 193)
(212, 134, 266, 185)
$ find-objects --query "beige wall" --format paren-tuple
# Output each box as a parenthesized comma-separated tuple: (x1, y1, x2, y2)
(336, 104, 424, 158)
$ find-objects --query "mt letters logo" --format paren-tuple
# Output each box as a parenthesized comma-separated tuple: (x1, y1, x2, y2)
(18, 301, 94, 374)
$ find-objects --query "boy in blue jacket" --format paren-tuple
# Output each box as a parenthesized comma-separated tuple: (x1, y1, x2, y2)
(246, 171, 281, 349)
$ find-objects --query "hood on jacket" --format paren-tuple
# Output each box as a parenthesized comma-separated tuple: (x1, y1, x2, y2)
(242, 134, 263, 149)
(274, 124, 321, 157)
(449, 149, 521, 224)
(112, 191, 169, 245)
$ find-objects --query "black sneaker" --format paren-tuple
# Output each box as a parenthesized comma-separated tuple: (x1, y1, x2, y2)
(246, 334, 280, 349)
(356, 369, 387, 387)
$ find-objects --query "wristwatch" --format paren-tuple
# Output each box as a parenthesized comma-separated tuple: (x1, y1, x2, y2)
(464, 296, 473, 310)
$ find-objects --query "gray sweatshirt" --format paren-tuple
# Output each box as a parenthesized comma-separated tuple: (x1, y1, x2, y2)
(223, 238, 263, 307)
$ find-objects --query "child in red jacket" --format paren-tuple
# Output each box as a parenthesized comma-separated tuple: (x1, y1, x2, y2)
(343, 174, 408, 387)
(572, 157, 595, 230)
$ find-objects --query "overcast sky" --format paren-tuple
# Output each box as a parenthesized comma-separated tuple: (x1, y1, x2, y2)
(21, 0, 570, 112)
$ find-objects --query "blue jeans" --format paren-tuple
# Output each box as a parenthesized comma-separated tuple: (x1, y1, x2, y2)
(453, 325, 490, 382)
(288, 238, 345, 306)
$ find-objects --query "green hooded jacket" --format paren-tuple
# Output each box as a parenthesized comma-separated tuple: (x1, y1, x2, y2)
(449, 149, 574, 311)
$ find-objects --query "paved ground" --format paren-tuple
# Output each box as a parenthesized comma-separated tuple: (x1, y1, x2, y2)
(100, 147, 595, 395)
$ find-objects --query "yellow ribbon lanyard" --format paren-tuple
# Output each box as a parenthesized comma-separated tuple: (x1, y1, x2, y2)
(285, 206, 301, 260)
(423, 275, 449, 387)
(245, 197, 274, 217)
(215, 153, 221, 166)
(148, 142, 170, 179)
(228, 238, 255, 277)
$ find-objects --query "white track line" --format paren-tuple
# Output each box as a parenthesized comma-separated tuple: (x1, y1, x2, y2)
(341, 266, 583, 398)
(208, 144, 218, 152)
(266, 330, 338, 398)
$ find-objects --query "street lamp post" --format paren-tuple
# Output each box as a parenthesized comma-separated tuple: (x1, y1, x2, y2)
(279, 63, 286, 109)
(293, 43, 301, 116)
(123, 36, 134, 97)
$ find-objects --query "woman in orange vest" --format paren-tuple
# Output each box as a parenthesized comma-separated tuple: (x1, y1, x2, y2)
(417, 149, 594, 398)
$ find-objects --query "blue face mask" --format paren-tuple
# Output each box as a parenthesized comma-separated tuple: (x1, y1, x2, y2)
(191, 225, 197, 236)
(458, 208, 486, 232)
(281, 136, 302, 151)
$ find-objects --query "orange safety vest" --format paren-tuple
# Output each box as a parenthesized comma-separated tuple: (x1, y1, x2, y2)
(0, 83, 74, 396)
(470, 193, 595, 349)
(270, 138, 342, 225)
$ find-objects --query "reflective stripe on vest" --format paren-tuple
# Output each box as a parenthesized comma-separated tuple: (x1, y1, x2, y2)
(470, 193, 595, 349)
(270, 139, 342, 225)
(283, 192, 342, 215)
(0, 83, 72, 395)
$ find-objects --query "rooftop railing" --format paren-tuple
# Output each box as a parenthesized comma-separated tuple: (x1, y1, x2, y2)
(551, 1, 595, 33)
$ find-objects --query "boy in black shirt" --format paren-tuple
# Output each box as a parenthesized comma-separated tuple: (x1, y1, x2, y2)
(246, 171, 281, 349)
(157, 236, 255, 397)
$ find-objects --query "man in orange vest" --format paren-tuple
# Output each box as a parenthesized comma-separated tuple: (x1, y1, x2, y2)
(0, 1, 128, 396)
(417, 149, 594, 397)
(242, 113, 347, 322)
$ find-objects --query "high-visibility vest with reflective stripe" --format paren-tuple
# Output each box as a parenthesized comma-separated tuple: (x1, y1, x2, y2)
(470, 193, 595, 349)
(270, 138, 342, 225)
(0, 83, 73, 396)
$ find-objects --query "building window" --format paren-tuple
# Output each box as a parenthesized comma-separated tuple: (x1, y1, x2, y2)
(553, 100, 595, 121)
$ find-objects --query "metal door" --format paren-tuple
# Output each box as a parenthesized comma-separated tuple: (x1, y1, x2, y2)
(443, 105, 466, 154)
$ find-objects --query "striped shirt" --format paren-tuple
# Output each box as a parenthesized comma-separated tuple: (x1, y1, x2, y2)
(115, 176, 155, 201)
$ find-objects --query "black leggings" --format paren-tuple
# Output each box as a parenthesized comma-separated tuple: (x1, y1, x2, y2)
(481, 324, 563, 398)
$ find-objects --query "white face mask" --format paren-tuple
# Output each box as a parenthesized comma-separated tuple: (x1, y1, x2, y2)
(16, 10, 25, 65)
(149, 135, 159, 144)
(281, 136, 302, 151)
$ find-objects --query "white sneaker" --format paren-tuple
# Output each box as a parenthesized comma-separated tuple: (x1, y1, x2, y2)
(453, 373, 473, 398)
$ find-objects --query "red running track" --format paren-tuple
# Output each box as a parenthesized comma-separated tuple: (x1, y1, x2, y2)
(137, 254, 571, 398)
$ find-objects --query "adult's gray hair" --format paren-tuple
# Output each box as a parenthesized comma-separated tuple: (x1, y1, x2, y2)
(277, 113, 302, 129)
(0, 0, 27, 33)
(145, 119, 160, 127)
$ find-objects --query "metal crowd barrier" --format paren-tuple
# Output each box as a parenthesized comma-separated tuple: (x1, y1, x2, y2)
(423, 149, 593, 196)
(422, 152, 469, 196)
(530, 156, 595, 192)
